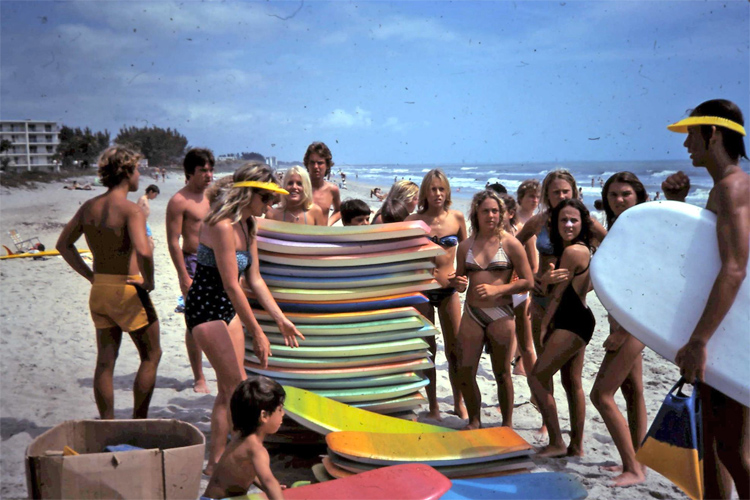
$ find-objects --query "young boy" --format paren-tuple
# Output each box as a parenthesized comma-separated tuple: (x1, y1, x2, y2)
(340, 199, 371, 226)
(137, 184, 160, 249)
(202, 376, 286, 500)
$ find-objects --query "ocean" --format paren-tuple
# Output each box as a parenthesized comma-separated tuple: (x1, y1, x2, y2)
(339, 160, 750, 210)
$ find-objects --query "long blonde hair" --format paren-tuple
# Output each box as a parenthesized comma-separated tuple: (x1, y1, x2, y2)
(280, 165, 314, 211)
(386, 180, 419, 205)
(417, 169, 452, 213)
(205, 162, 278, 237)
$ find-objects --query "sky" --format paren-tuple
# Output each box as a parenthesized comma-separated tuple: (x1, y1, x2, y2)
(1, 1, 748, 165)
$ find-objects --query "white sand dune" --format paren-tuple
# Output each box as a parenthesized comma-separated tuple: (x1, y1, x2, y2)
(1, 172, 688, 499)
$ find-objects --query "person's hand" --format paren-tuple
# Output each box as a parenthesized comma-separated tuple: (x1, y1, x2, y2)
(449, 273, 469, 293)
(251, 331, 272, 369)
(179, 277, 193, 297)
(127, 275, 154, 292)
(603, 330, 629, 351)
(662, 171, 691, 201)
(540, 263, 570, 288)
(675, 339, 707, 384)
(475, 283, 500, 300)
(278, 317, 304, 348)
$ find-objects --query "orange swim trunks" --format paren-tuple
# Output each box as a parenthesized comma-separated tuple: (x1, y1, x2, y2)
(89, 274, 158, 332)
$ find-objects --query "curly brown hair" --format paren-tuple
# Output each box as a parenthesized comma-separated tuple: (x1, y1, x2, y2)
(98, 146, 142, 188)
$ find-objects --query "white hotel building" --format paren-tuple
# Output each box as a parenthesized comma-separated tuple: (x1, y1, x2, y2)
(0, 120, 61, 172)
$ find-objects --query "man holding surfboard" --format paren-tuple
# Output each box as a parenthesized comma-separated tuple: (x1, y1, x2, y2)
(663, 99, 749, 499)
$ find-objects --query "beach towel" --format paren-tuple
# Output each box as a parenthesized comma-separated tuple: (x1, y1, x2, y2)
(636, 378, 703, 500)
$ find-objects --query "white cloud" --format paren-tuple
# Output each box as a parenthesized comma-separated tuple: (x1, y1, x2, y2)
(320, 107, 373, 128)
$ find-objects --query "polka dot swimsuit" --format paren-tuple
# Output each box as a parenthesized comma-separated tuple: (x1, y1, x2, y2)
(185, 222, 251, 330)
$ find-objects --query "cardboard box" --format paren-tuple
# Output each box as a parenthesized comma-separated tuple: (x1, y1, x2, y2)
(25, 419, 205, 499)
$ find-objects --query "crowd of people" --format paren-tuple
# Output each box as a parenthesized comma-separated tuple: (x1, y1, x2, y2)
(55, 99, 749, 499)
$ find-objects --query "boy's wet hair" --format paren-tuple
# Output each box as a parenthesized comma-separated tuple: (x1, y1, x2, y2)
(98, 146, 142, 188)
(183, 148, 215, 178)
(303, 142, 334, 177)
(549, 198, 592, 256)
(230, 376, 285, 437)
(340, 198, 371, 224)
(145, 184, 160, 194)
(691, 99, 747, 160)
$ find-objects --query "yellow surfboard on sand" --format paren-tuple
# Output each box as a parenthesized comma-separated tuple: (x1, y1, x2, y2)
(282, 385, 450, 435)
(326, 426, 533, 466)
(0, 248, 90, 260)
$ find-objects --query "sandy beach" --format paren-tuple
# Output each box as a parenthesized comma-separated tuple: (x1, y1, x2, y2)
(1, 171, 690, 499)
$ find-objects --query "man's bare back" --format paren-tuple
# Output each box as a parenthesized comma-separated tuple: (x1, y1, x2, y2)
(82, 194, 145, 276)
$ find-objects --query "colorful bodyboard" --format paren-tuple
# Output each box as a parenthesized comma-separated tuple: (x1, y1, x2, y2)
(256, 218, 431, 242)
(441, 472, 588, 500)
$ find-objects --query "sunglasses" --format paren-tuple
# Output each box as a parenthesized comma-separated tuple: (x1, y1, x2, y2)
(257, 191, 275, 204)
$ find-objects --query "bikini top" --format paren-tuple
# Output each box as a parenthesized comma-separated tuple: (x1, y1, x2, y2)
(536, 226, 555, 256)
(430, 234, 459, 248)
(196, 222, 251, 273)
(465, 242, 513, 273)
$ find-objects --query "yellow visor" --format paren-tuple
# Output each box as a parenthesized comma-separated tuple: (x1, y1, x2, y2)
(667, 116, 746, 136)
(233, 181, 289, 195)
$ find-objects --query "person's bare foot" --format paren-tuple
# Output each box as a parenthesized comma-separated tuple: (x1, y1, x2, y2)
(566, 444, 584, 457)
(610, 470, 646, 487)
(535, 443, 568, 458)
(193, 378, 210, 394)
(463, 420, 482, 430)
(425, 407, 443, 421)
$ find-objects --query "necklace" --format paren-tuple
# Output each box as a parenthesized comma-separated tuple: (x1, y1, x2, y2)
(284, 209, 304, 222)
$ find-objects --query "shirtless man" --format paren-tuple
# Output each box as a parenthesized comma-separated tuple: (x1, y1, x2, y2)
(663, 99, 749, 500)
(56, 146, 161, 419)
(137, 184, 160, 250)
(304, 142, 341, 226)
(166, 148, 215, 393)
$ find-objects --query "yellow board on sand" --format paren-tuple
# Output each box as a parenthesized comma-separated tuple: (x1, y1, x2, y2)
(283, 385, 450, 435)
(0, 248, 90, 260)
(326, 426, 533, 467)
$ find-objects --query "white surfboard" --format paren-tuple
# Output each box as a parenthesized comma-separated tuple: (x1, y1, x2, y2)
(591, 201, 749, 407)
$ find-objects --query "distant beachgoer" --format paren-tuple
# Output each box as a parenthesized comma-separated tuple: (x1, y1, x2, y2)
(266, 166, 326, 225)
(137, 184, 160, 250)
(406, 169, 468, 420)
(304, 142, 341, 226)
(529, 198, 595, 458)
(578, 187, 584, 200)
(184, 162, 302, 475)
(590, 172, 649, 487)
(370, 187, 386, 201)
(372, 180, 419, 223)
(161, 168, 166, 182)
(341, 171, 347, 189)
(487, 182, 507, 195)
(203, 377, 286, 500)
(591, 178, 595, 188)
(662, 99, 749, 500)
(56, 146, 161, 419)
(654, 191, 661, 200)
(64, 180, 92, 190)
(340, 199, 371, 226)
(166, 148, 215, 393)
(454, 190, 532, 429)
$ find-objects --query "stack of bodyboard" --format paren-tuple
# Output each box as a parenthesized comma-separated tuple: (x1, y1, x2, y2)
(244, 219, 443, 413)
(282, 387, 536, 480)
